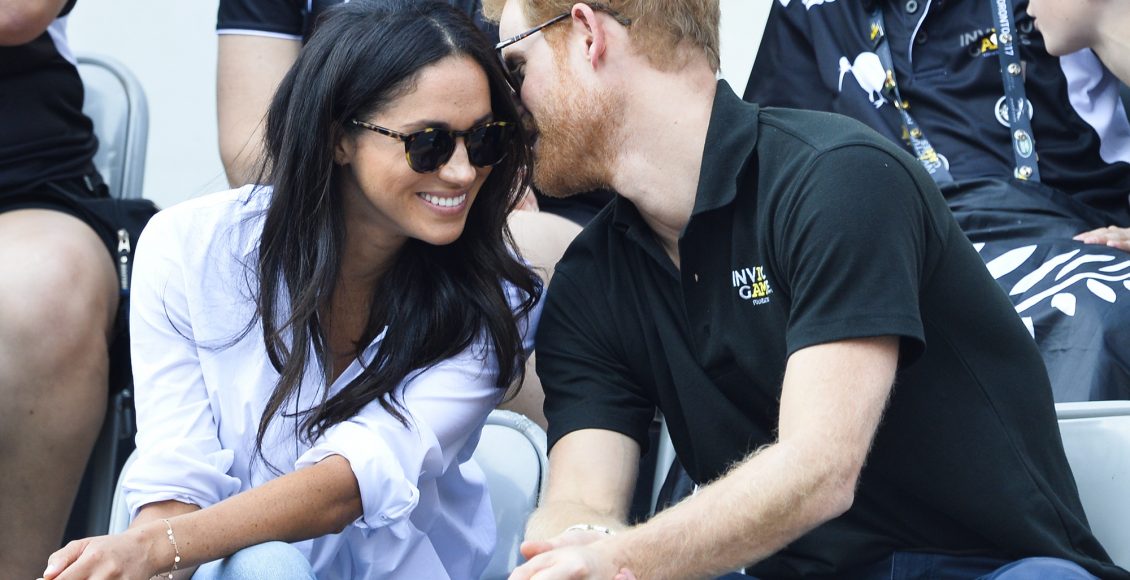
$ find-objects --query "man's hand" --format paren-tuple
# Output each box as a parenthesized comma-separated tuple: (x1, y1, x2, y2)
(520, 528, 612, 561)
(509, 539, 622, 580)
(1074, 226, 1130, 251)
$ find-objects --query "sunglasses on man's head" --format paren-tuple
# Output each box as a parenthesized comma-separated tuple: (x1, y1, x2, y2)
(494, 4, 631, 96)
(350, 120, 515, 174)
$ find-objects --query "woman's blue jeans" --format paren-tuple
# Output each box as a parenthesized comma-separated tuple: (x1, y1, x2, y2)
(191, 541, 316, 580)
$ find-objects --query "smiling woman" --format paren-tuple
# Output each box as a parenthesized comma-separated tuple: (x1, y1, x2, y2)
(40, 1, 542, 579)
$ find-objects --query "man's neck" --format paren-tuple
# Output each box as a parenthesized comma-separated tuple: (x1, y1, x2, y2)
(608, 70, 718, 267)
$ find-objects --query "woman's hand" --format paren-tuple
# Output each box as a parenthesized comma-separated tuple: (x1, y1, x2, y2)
(41, 527, 165, 580)
(1074, 225, 1130, 251)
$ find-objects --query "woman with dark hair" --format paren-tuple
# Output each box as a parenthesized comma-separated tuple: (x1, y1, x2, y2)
(40, 1, 541, 578)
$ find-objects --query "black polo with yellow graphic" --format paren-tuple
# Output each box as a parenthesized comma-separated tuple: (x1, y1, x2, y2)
(535, 81, 1127, 578)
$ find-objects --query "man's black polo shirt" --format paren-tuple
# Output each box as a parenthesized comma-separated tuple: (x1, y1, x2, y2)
(535, 81, 1126, 578)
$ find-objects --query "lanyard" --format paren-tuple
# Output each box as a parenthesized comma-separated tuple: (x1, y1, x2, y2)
(990, 0, 1040, 181)
(866, 0, 1040, 184)
(867, 8, 954, 183)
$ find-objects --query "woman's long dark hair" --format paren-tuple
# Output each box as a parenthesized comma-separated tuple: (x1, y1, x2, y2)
(251, 0, 539, 465)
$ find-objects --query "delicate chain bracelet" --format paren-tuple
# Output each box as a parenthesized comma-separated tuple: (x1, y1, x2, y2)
(564, 523, 616, 536)
(162, 519, 182, 579)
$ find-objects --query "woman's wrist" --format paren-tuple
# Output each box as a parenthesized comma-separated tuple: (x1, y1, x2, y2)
(130, 519, 177, 577)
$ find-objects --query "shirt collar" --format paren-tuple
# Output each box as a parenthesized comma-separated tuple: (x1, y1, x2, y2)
(612, 80, 760, 233)
(690, 80, 761, 216)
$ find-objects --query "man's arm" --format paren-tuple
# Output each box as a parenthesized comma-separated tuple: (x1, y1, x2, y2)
(216, 34, 300, 187)
(0, 0, 69, 45)
(511, 336, 898, 580)
(522, 428, 641, 546)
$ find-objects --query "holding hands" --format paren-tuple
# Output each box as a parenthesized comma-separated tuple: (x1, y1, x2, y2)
(509, 528, 637, 580)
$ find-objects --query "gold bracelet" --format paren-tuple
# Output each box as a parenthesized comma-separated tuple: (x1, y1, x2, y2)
(162, 519, 182, 579)
(564, 523, 616, 536)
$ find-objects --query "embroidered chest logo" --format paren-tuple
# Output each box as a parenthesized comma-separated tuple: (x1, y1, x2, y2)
(732, 265, 773, 305)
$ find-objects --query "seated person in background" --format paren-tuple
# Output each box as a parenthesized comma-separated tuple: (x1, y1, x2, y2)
(746, 0, 1130, 402)
(42, 2, 541, 578)
(0, 0, 119, 577)
(485, 0, 1129, 578)
(215, 0, 582, 428)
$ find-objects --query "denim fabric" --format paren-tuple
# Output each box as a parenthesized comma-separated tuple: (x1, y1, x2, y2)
(192, 541, 315, 580)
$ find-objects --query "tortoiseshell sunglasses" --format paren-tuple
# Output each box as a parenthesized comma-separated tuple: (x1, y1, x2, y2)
(350, 120, 515, 173)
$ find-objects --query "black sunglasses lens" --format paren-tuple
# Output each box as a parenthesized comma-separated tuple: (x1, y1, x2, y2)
(467, 124, 512, 167)
(406, 129, 455, 173)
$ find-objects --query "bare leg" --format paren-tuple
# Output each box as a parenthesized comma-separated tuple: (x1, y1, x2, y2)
(501, 210, 582, 430)
(0, 210, 118, 578)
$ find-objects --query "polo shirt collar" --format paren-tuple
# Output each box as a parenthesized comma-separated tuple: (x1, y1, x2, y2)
(611, 80, 760, 232)
(691, 80, 760, 216)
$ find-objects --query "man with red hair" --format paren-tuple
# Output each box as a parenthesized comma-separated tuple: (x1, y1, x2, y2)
(487, 0, 1127, 578)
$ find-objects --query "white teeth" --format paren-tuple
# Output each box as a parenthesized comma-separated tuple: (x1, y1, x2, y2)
(419, 193, 467, 208)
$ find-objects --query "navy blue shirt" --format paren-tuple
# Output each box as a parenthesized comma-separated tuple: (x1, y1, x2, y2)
(746, 0, 1130, 225)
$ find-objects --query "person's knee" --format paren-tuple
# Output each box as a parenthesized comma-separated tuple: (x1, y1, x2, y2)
(984, 557, 1097, 579)
(0, 212, 118, 365)
(195, 542, 315, 580)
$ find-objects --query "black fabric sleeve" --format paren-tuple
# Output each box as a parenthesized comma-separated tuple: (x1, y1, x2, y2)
(744, 1, 832, 110)
(535, 269, 656, 454)
(216, 0, 304, 37)
(775, 144, 930, 362)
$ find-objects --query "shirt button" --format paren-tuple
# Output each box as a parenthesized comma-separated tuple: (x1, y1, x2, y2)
(379, 513, 390, 521)
(693, 273, 700, 283)
(905, 0, 919, 13)
(915, 31, 928, 44)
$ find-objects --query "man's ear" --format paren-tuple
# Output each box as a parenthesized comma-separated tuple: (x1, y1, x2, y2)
(570, 3, 607, 69)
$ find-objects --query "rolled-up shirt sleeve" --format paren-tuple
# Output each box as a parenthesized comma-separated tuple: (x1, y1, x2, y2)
(296, 281, 542, 532)
(122, 211, 242, 518)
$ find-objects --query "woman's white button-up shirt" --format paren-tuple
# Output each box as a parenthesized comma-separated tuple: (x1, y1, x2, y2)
(121, 186, 541, 578)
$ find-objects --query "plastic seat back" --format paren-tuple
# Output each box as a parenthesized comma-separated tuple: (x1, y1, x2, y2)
(1056, 401, 1130, 568)
(475, 410, 549, 579)
(76, 53, 148, 199)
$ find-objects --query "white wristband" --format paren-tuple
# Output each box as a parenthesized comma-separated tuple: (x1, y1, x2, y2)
(564, 523, 616, 536)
